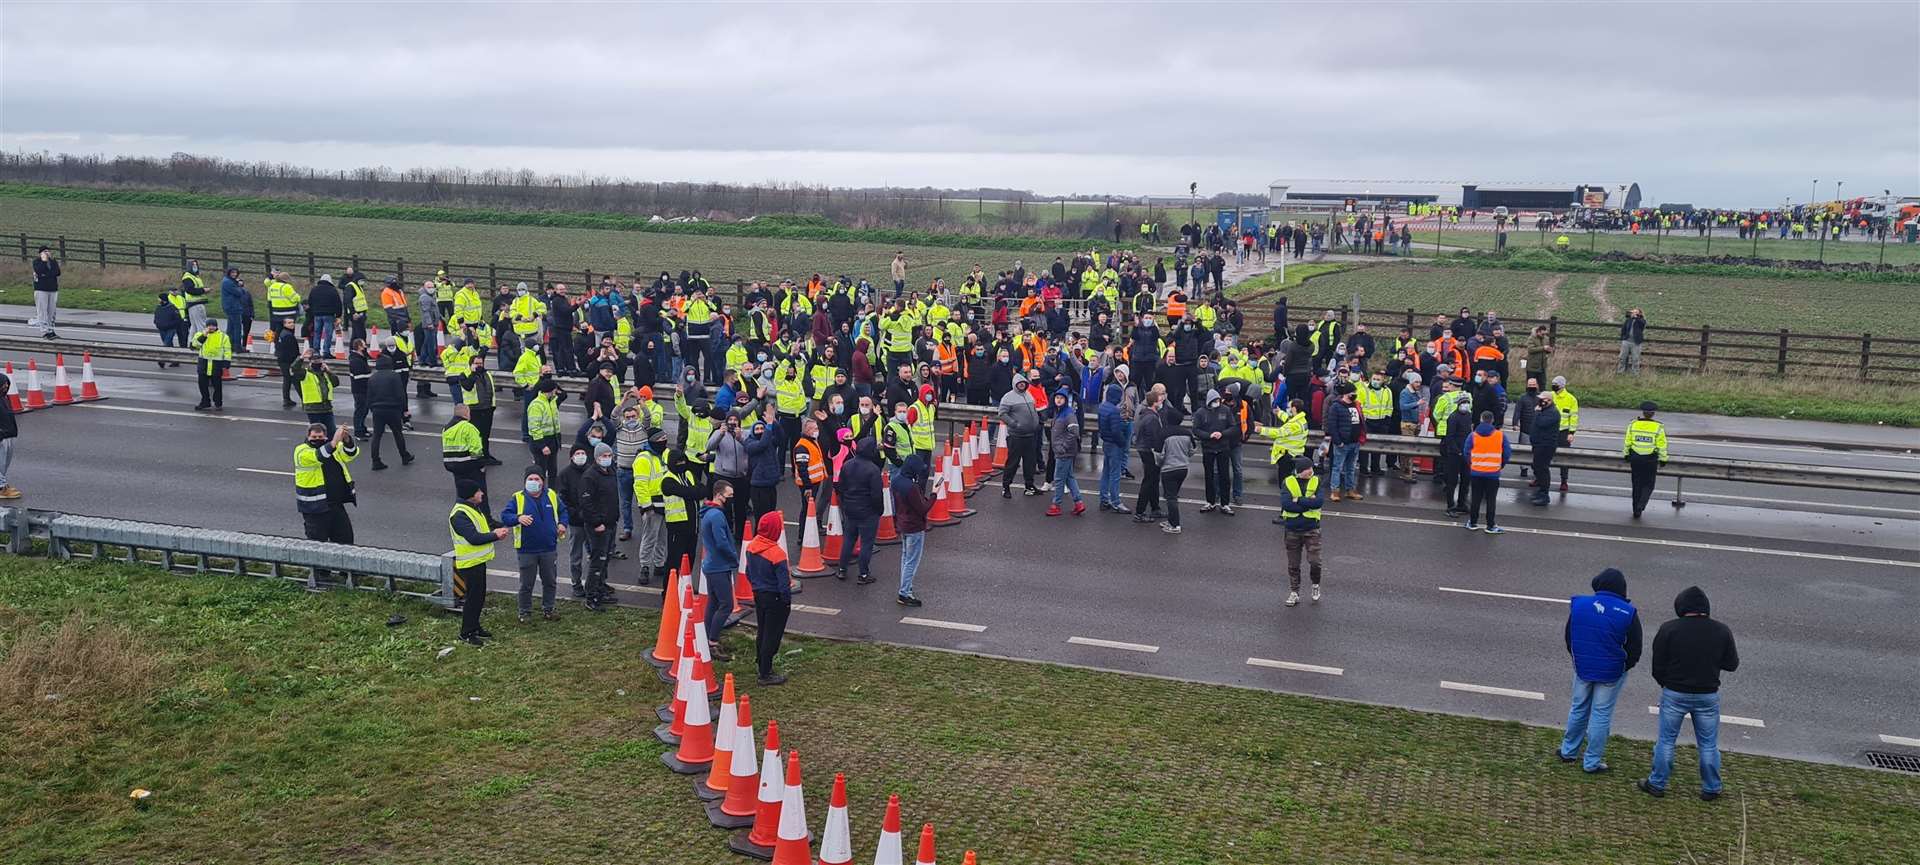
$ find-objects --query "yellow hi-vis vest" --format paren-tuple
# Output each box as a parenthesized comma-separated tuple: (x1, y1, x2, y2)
(510, 489, 559, 548)
(910, 401, 935, 451)
(663, 469, 692, 522)
(1623, 419, 1667, 460)
(449, 503, 496, 567)
(1268, 411, 1307, 463)
(631, 450, 665, 509)
(1283, 475, 1322, 522)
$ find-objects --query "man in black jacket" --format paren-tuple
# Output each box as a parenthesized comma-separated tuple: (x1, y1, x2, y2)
(835, 437, 885, 584)
(366, 354, 413, 470)
(1639, 586, 1739, 801)
(31, 247, 60, 338)
(579, 442, 621, 609)
(1617, 308, 1647, 374)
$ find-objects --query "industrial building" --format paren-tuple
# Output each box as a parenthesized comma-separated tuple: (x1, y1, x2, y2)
(1268, 179, 1641, 211)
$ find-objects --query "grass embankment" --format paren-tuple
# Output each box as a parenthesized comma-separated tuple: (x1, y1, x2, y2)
(4, 559, 1915, 864)
(1431, 225, 1920, 267)
(1551, 358, 1920, 427)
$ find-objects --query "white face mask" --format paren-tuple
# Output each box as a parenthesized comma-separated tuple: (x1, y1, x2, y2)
(571, 453, 588, 466)
(597, 456, 613, 468)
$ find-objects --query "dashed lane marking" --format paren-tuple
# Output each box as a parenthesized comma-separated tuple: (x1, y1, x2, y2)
(1067, 636, 1159, 653)
(1649, 706, 1765, 728)
(1879, 734, 1920, 748)
(1246, 657, 1345, 676)
(900, 616, 987, 633)
(791, 604, 841, 616)
(235, 467, 294, 476)
(1437, 586, 1566, 604)
(1440, 680, 1546, 701)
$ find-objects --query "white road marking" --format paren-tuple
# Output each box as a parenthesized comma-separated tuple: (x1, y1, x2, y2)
(606, 582, 664, 596)
(1878, 734, 1920, 748)
(1648, 706, 1765, 728)
(235, 467, 293, 476)
(1562, 481, 1920, 516)
(1437, 586, 1567, 605)
(1440, 680, 1546, 701)
(792, 604, 841, 616)
(1246, 657, 1345, 676)
(900, 616, 987, 633)
(1067, 636, 1159, 653)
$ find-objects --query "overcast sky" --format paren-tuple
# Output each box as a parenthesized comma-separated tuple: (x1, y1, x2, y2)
(2, 2, 1915, 207)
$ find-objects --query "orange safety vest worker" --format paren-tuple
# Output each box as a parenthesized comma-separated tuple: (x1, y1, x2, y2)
(1469, 429, 1505, 474)
(935, 342, 958, 376)
(792, 437, 827, 487)
(1165, 294, 1187, 321)
(1473, 343, 1505, 365)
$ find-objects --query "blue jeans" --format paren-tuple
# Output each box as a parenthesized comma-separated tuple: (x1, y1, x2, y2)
(1099, 444, 1127, 505)
(899, 531, 924, 597)
(703, 568, 733, 638)
(226, 313, 249, 345)
(618, 467, 635, 532)
(1051, 456, 1081, 505)
(1228, 442, 1245, 501)
(1330, 443, 1360, 491)
(1558, 673, 1624, 771)
(309, 315, 335, 356)
(1647, 689, 1722, 795)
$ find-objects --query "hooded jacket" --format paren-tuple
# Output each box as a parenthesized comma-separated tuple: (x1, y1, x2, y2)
(697, 499, 737, 574)
(1049, 390, 1081, 458)
(892, 454, 935, 535)
(1193, 389, 1235, 454)
(745, 421, 785, 487)
(838, 437, 886, 520)
(997, 374, 1041, 437)
(1096, 384, 1131, 447)
(744, 511, 791, 595)
(1564, 568, 1643, 683)
(306, 279, 343, 317)
(1651, 586, 1739, 694)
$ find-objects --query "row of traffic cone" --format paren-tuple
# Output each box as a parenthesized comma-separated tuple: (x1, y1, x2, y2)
(643, 535, 979, 863)
(5, 353, 106, 413)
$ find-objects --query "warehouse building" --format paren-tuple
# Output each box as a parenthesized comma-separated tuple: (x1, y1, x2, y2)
(1269, 179, 1641, 211)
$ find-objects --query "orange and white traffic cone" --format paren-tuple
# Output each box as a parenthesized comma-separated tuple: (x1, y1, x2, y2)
(729, 718, 785, 858)
(6, 363, 28, 414)
(974, 422, 993, 478)
(689, 594, 720, 697)
(50, 354, 74, 405)
(648, 565, 684, 669)
(818, 772, 853, 865)
(992, 422, 1008, 468)
(875, 470, 900, 545)
(655, 621, 697, 746)
(872, 794, 904, 865)
(240, 337, 262, 378)
(926, 451, 957, 527)
(708, 694, 760, 829)
(913, 823, 937, 865)
(699, 673, 738, 801)
(793, 497, 832, 577)
(770, 751, 813, 865)
(945, 446, 973, 518)
(821, 491, 844, 561)
(368, 326, 382, 357)
(78, 352, 104, 400)
(24, 360, 47, 410)
(661, 622, 716, 774)
(959, 429, 979, 492)
(732, 549, 755, 616)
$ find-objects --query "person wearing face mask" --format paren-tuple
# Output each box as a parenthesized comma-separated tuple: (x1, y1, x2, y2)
(883, 400, 915, 469)
(611, 403, 648, 541)
(449, 478, 511, 645)
(697, 479, 740, 657)
(578, 442, 621, 609)
(1045, 389, 1087, 516)
(705, 410, 752, 542)
(1356, 372, 1394, 478)
(294, 423, 358, 554)
(745, 407, 786, 527)
(501, 467, 568, 623)
(555, 443, 593, 598)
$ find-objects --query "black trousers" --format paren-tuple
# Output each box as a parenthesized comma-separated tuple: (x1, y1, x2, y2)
(529, 435, 560, 481)
(471, 408, 496, 458)
(352, 388, 370, 436)
(1468, 475, 1499, 526)
(1134, 451, 1161, 514)
(839, 515, 877, 576)
(754, 590, 791, 678)
(302, 506, 354, 544)
(749, 485, 779, 527)
(1628, 454, 1659, 514)
(371, 409, 412, 465)
(196, 363, 226, 407)
(1202, 450, 1231, 505)
(666, 524, 697, 590)
(455, 563, 487, 637)
(1161, 469, 1188, 527)
(586, 527, 613, 598)
(1530, 445, 1556, 500)
(280, 361, 297, 404)
(1002, 435, 1038, 492)
(1439, 452, 1469, 511)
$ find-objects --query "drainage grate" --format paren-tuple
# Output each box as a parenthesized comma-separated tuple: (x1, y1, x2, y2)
(1865, 751, 1920, 773)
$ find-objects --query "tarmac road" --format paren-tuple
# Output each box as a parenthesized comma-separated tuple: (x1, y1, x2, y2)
(7, 359, 1917, 770)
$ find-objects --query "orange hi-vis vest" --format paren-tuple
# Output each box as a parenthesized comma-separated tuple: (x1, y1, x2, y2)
(1469, 430, 1504, 474)
(792, 437, 826, 487)
(935, 342, 958, 375)
(1473, 343, 1505, 364)
(1165, 295, 1187, 320)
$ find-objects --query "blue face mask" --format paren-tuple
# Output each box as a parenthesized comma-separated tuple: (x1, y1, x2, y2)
(524, 480, 542, 495)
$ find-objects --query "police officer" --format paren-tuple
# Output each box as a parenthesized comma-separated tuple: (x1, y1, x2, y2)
(449, 478, 510, 645)
(1623, 401, 1669, 519)
(1278, 458, 1325, 608)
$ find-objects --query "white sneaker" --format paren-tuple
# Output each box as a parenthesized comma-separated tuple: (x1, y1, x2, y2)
(1311, 584, 1322, 602)
(1285, 591, 1300, 607)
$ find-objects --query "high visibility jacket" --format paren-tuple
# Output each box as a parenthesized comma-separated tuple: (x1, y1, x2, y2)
(935, 342, 958, 375)
(1623, 418, 1667, 460)
(1555, 235, 1571, 248)
(1312, 320, 1340, 355)
(452, 286, 484, 327)
(684, 297, 715, 325)
(1357, 381, 1392, 420)
(808, 363, 837, 398)
(663, 469, 693, 523)
(381, 286, 409, 314)
(512, 348, 543, 388)
(1431, 391, 1463, 437)
(190, 330, 233, 374)
(910, 401, 935, 451)
(781, 291, 813, 318)
(882, 314, 915, 354)
(631, 450, 665, 508)
(180, 270, 206, 301)
(885, 418, 914, 463)
(1553, 388, 1580, 432)
(1468, 430, 1505, 475)
(509, 294, 546, 335)
(636, 399, 665, 433)
(439, 343, 471, 373)
(1195, 305, 1217, 331)
(683, 415, 713, 466)
(293, 441, 354, 514)
(959, 280, 982, 302)
(392, 332, 414, 364)
(1268, 411, 1308, 462)
(267, 278, 301, 314)
(792, 437, 826, 487)
(297, 367, 334, 410)
(462, 368, 496, 409)
(347, 281, 368, 314)
(442, 419, 483, 469)
(1282, 475, 1322, 522)
(527, 393, 561, 439)
(774, 371, 807, 415)
(1473, 343, 1505, 365)
(449, 503, 496, 567)
(1165, 296, 1187, 320)
(725, 342, 748, 374)
(166, 292, 189, 318)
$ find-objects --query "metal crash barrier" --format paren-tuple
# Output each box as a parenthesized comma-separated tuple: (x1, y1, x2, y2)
(1, 507, 458, 607)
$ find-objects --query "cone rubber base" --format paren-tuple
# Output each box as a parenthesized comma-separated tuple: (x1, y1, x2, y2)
(706, 800, 756, 829)
(694, 778, 727, 801)
(652, 723, 681, 747)
(655, 704, 674, 723)
(656, 665, 678, 686)
(928, 516, 959, 527)
(724, 609, 752, 629)
(660, 751, 714, 775)
(950, 507, 976, 517)
(727, 831, 776, 860)
(644, 653, 672, 671)
(791, 568, 837, 580)
(875, 536, 901, 546)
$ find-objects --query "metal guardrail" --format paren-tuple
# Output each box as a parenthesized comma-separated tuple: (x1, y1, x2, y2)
(2, 507, 458, 606)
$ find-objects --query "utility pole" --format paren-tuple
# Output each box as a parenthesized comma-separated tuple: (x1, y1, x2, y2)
(1189, 181, 1197, 225)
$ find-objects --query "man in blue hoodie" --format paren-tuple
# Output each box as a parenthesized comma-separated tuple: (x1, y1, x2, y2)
(500, 467, 568, 623)
(1558, 568, 1642, 773)
(1096, 383, 1132, 511)
(697, 478, 740, 656)
(220, 268, 252, 348)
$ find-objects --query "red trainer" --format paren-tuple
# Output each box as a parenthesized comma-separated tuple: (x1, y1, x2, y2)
(1045, 504, 1063, 517)
(1071, 501, 1086, 516)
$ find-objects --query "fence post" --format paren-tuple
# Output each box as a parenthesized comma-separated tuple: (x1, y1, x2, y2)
(442, 260, 450, 281)
(97, 237, 107, 268)
(219, 245, 228, 273)
(1340, 304, 1351, 327)
(488, 263, 497, 286)
(535, 266, 544, 288)
(351, 255, 359, 274)
(59, 235, 67, 262)
(1697, 325, 1710, 373)
(177, 243, 187, 269)
(1548, 315, 1559, 345)
(1776, 329, 1789, 376)
(584, 269, 592, 289)
(17, 233, 26, 261)
(140, 241, 148, 269)
(1405, 307, 1415, 331)
(306, 251, 315, 279)
(265, 248, 274, 272)
(395, 257, 405, 286)
(1860, 333, 1872, 381)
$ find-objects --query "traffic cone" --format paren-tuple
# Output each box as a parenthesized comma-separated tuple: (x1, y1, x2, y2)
(876, 470, 900, 545)
(729, 719, 784, 859)
(655, 622, 696, 746)
(944, 446, 973, 518)
(657, 568, 697, 689)
(240, 337, 263, 378)
(926, 452, 957, 527)
(689, 594, 721, 697)
(871, 794, 904, 865)
(793, 497, 832, 577)
(709, 694, 760, 829)
(5, 363, 27, 414)
(648, 565, 684, 668)
(961, 853, 976, 865)
(992, 422, 1008, 468)
(913, 823, 936, 865)
(732, 548, 755, 616)
(50, 354, 74, 405)
(78, 353, 103, 400)
(661, 622, 716, 773)
(23, 360, 47, 410)
(974, 422, 993, 478)
(700, 673, 738, 801)
(821, 491, 845, 561)
(770, 751, 812, 865)
(959, 430, 978, 491)
(368, 326, 382, 356)
(818, 773, 853, 865)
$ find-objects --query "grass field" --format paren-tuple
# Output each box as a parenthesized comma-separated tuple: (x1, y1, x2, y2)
(1432, 225, 1920, 267)
(5, 559, 1915, 865)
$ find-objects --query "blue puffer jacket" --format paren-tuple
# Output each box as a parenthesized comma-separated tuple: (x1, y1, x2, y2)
(1096, 384, 1131, 447)
(1565, 568, 1644, 683)
(745, 422, 785, 487)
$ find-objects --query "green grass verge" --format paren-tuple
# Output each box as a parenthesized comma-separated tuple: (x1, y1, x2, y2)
(1551, 359, 1920, 426)
(1432, 224, 1920, 267)
(4, 559, 1915, 864)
